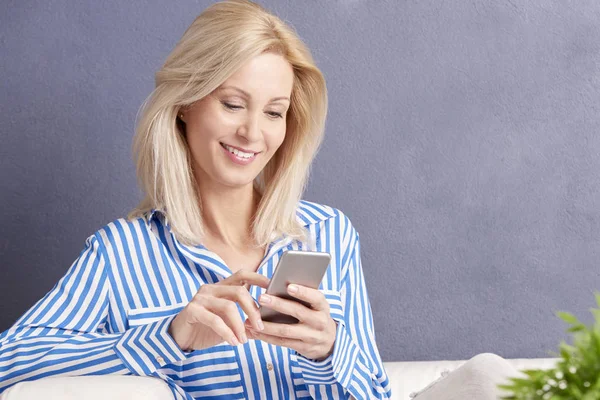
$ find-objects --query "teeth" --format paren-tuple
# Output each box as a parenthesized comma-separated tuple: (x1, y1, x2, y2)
(224, 144, 255, 159)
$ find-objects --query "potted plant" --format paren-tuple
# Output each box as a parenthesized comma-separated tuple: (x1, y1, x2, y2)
(499, 293, 600, 399)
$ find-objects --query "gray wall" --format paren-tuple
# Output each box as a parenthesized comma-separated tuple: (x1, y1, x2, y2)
(1, 0, 599, 362)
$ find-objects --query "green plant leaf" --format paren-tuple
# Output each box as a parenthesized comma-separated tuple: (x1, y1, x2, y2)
(520, 369, 546, 379)
(591, 308, 600, 322)
(557, 311, 580, 325)
(568, 325, 587, 333)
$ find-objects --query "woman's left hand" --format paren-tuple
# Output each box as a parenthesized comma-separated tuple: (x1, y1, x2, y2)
(244, 284, 337, 360)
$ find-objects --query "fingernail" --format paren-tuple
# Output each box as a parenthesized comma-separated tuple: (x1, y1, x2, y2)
(288, 284, 298, 294)
(240, 333, 248, 344)
(260, 294, 271, 304)
(257, 319, 265, 331)
(230, 336, 240, 346)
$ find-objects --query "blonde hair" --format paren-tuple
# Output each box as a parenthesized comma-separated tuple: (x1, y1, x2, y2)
(128, 0, 328, 247)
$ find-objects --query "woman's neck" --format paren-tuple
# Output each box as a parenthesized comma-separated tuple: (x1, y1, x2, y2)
(197, 181, 260, 249)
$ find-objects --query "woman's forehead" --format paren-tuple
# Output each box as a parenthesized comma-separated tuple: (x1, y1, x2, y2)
(217, 53, 294, 100)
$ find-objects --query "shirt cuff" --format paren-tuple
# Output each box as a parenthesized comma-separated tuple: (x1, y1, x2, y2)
(114, 315, 188, 376)
(296, 320, 359, 387)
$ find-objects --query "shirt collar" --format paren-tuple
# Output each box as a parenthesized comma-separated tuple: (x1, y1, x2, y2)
(146, 208, 168, 228)
(295, 200, 336, 226)
(146, 201, 335, 279)
(146, 200, 335, 229)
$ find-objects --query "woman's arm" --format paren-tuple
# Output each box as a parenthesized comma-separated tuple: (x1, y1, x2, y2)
(296, 230, 392, 399)
(0, 234, 190, 398)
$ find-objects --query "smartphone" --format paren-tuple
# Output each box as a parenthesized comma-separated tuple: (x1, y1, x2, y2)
(259, 250, 331, 324)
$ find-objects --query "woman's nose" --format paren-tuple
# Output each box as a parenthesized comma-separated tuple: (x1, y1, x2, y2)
(236, 113, 262, 142)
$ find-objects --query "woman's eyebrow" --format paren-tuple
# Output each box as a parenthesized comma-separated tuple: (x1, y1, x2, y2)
(219, 85, 290, 103)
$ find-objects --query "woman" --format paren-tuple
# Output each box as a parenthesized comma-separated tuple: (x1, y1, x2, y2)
(0, 1, 391, 399)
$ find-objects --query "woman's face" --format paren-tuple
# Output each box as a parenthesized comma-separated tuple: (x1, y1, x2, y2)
(182, 52, 294, 191)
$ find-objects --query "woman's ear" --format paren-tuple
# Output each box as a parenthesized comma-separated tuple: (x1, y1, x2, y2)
(178, 105, 191, 123)
(177, 109, 188, 138)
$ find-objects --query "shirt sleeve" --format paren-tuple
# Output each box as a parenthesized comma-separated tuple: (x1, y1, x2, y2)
(296, 231, 392, 399)
(0, 233, 190, 398)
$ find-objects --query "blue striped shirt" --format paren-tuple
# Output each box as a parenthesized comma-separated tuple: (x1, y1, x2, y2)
(0, 201, 391, 399)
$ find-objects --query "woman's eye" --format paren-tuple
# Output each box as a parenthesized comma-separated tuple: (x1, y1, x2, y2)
(222, 101, 282, 119)
(267, 111, 283, 119)
(223, 102, 242, 110)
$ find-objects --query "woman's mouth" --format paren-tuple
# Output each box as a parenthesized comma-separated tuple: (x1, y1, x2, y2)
(220, 142, 259, 165)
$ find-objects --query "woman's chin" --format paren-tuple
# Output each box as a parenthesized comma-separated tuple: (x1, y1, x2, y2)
(215, 175, 259, 190)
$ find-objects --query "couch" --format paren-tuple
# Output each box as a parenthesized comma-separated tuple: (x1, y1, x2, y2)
(0, 356, 558, 400)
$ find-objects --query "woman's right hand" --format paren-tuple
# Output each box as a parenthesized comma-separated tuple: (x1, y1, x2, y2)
(168, 270, 269, 352)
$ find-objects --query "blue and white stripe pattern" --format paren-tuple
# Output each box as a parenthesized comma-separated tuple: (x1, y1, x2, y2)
(0, 201, 391, 399)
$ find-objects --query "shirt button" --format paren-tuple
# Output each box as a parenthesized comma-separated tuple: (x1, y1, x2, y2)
(266, 362, 274, 371)
(156, 356, 165, 364)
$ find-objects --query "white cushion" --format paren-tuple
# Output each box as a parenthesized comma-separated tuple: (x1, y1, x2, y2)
(0, 358, 559, 400)
(0, 375, 173, 400)
(386, 357, 558, 399)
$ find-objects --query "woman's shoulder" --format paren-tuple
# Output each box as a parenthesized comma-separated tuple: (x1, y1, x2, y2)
(86, 211, 156, 249)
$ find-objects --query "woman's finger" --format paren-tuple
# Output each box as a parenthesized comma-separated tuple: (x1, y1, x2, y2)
(246, 329, 304, 352)
(208, 285, 264, 332)
(205, 296, 247, 344)
(218, 270, 270, 289)
(285, 284, 330, 312)
(245, 319, 314, 342)
(188, 301, 240, 346)
(245, 317, 336, 360)
(258, 294, 309, 322)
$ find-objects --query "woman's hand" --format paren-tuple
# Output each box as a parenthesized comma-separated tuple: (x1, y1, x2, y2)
(168, 270, 269, 352)
(244, 284, 337, 360)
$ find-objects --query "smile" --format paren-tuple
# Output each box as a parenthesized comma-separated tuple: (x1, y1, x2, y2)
(220, 142, 260, 165)
(220, 143, 257, 158)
